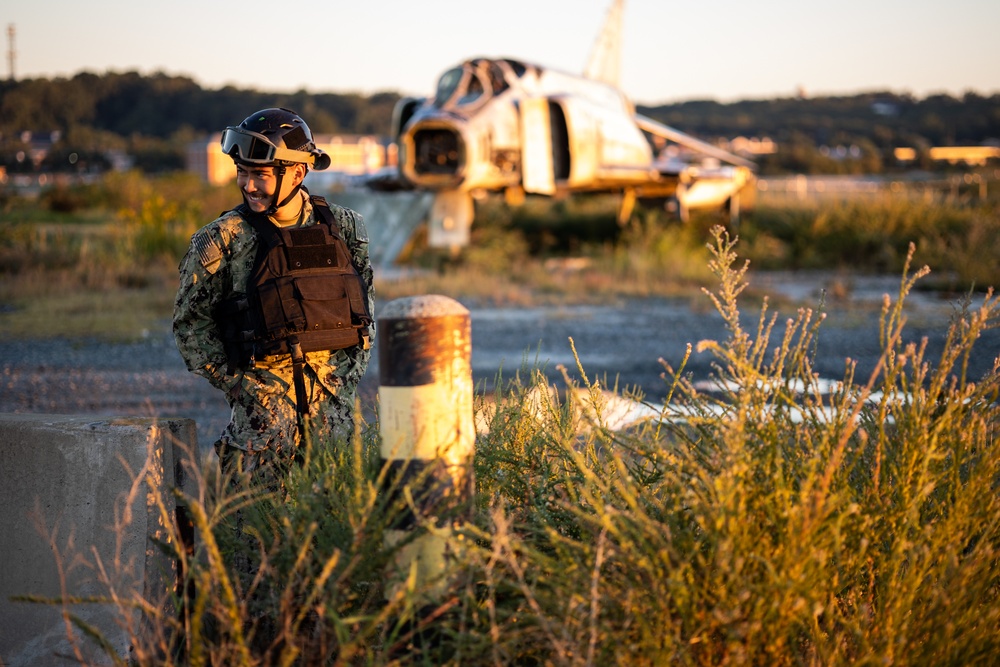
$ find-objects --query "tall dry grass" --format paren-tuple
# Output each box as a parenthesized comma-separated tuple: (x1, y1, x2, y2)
(3, 173, 997, 339)
(31, 227, 999, 665)
(740, 193, 1000, 290)
(0, 172, 230, 340)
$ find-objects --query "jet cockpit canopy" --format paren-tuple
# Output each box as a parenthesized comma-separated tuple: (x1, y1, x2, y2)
(433, 58, 526, 110)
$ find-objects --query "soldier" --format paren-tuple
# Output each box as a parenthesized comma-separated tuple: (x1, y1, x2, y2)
(173, 108, 374, 486)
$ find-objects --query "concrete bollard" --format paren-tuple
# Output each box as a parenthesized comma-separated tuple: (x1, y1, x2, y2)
(377, 295, 475, 601)
(0, 415, 198, 667)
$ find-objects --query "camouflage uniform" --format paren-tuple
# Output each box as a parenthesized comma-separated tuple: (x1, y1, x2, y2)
(173, 193, 374, 473)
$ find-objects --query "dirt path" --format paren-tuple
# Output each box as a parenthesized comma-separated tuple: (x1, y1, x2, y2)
(2, 273, 996, 454)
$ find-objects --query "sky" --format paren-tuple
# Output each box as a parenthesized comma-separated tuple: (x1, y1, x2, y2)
(5, 0, 1000, 105)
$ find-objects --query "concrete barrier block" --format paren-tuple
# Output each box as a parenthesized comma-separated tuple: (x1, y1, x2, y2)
(0, 414, 197, 667)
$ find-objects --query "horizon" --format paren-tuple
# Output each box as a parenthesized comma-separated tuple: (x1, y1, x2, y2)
(5, 76, 995, 113)
(10, 65, 997, 107)
(5, 0, 999, 107)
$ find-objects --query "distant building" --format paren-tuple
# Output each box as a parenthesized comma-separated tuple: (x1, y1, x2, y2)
(871, 102, 899, 117)
(727, 136, 777, 157)
(12, 130, 58, 169)
(186, 133, 235, 185)
(927, 146, 1000, 166)
(103, 149, 134, 172)
(187, 132, 396, 185)
(894, 145, 1000, 166)
(316, 134, 394, 176)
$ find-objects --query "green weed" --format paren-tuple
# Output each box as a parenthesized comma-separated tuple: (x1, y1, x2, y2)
(0, 173, 230, 341)
(4, 173, 998, 340)
(742, 194, 1000, 290)
(35, 227, 1000, 665)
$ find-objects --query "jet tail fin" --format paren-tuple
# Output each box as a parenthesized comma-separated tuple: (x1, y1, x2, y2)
(583, 0, 624, 87)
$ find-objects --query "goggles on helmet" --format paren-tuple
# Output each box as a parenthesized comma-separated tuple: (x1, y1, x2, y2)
(220, 127, 318, 166)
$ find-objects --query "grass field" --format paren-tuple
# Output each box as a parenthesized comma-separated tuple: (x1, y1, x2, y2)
(2, 170, 997, 341)
(5, 173, 1000, 664)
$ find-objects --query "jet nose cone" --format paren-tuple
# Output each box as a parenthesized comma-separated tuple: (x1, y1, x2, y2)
(414, 127, 462, 175)
(401, 121, 466, 188)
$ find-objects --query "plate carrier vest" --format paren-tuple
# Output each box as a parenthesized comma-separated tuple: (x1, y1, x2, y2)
(216, 195, 372, 415)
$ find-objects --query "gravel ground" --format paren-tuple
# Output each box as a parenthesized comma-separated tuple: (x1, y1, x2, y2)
(2, 272, 997, 454)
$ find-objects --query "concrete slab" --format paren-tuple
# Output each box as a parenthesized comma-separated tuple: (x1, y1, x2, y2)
(328, 190, 434, 270)
(0, 414, 197, 667)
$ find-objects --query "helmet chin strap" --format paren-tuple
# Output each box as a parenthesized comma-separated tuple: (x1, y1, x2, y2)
(264, 165, 303, 217)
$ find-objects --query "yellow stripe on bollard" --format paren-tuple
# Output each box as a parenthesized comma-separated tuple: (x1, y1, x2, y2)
(377, 295, 474, 603)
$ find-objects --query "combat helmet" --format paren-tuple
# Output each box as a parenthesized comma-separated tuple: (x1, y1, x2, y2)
(221, 108, 331, 214)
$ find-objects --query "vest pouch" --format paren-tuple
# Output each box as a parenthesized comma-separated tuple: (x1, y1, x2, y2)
(256, 275, 305, 343)
(214, 292, 257, 371)
(294, 275, 353, 332)
(295, 275, 368, 352)
(226, 196, 373, 360)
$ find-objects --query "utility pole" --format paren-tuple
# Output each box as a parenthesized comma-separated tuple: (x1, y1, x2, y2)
(7, 24, 15, 81)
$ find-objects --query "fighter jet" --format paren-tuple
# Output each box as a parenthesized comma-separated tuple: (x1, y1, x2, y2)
(384, 0, 756, 251)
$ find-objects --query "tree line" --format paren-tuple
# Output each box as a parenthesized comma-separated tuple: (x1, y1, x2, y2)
(0, 71, 401, 173)
(638, 91, 1000, 174)
(0, 70, 997, 175)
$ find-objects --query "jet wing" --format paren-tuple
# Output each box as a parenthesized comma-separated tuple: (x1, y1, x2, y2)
(634, 114, 757, 171)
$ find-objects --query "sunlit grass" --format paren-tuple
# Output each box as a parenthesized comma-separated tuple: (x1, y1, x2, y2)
(741, 193, 1000, 290)
(27, 227, 1000, 665)
(0, 265, 176, 341)
(2, 173, 997, 342)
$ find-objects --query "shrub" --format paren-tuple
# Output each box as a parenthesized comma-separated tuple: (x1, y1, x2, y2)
(742, 196, 1000, 290)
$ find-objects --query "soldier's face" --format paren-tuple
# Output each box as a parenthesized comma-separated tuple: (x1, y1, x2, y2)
(235, 164, 305, 213)
(236, 165, 279, 212)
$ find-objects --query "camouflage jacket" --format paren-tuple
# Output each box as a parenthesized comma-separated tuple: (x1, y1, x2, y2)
(172, 192, 375, 452)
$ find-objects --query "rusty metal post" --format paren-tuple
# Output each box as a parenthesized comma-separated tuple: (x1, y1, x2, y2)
(377, 295, 475, 601)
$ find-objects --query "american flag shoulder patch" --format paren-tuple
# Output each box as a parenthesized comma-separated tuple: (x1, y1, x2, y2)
(194, 232, 223, 273)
